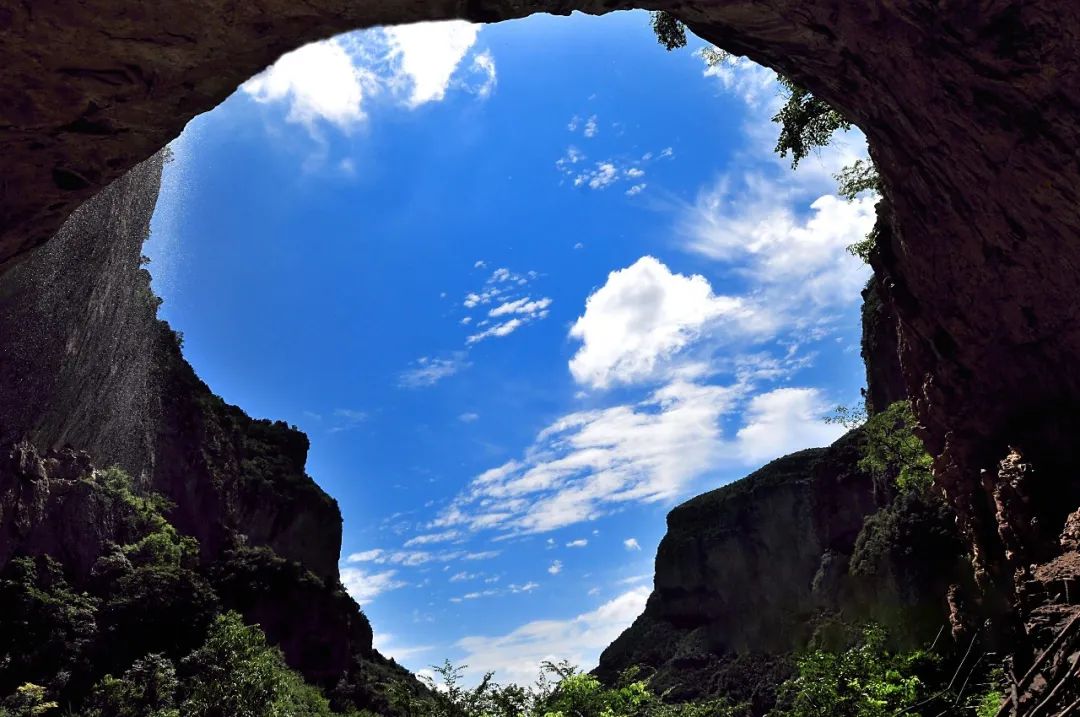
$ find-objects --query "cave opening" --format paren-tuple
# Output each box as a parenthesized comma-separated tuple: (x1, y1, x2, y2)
(138, 12, 875, 681)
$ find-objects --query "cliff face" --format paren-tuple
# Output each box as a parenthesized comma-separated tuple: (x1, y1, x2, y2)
(596, 431, 966, 713)
(595, 289, 967, 713)
(0, 153, 405, 700)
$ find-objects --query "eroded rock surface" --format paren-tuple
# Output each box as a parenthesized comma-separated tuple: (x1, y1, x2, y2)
(0, 152, 401, 697)
(595, 431, 967, 714)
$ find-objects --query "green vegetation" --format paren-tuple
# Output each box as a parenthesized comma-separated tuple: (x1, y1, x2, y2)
(772, 76, 852, 170)
(0, 467, 361, 716)
(858, 401, 934, 495)
(771, 625, 929, 716)
(827, 400, 934, 495)
(387, 660, 747, 717)
(649, 12, 687, 51)
(650, 17, 882, 262)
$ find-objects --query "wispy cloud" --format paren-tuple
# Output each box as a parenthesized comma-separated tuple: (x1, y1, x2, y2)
(455, 587, 650, 685)
(623, 538, 641, 551)
(340, 566, 408, 604)
(399, 353, 471, 388)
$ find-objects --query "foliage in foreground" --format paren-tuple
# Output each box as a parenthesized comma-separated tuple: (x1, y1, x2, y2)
(0, 467, 362, 716)
(770, 625, 1003, 717)
(387, 660, 747, 717)
(828, 400, 934, 495)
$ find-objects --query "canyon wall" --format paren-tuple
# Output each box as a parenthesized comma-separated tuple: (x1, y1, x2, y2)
(0, 153, 411, 703)
(593, 300, 966, 714)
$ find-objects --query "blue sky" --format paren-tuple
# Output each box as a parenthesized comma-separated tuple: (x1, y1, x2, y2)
(147, 10, 876, 685)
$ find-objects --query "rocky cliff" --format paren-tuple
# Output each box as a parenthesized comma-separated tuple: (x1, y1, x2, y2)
(594, 281, 966, 714)
(0, 152, 413, 709)
(595, 430, 966, 714)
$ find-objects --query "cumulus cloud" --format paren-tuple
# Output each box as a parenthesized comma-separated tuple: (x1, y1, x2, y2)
(242, 22, 494, 141)
(623, 538, 641, 551)
(735, 387, 844, 463)
(568, 257, 763, 389)
(243, 39, 375, 130)
(566, 539, 588, 548)
(548, 560, 563, 575)
(467, 319, 524, 344)
(455, 587, 649, 685)
(384, 21, 482, 107)
(583, 115, 599, 138)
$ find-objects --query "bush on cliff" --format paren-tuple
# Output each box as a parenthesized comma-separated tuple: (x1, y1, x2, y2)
(0, 467, 365, 716)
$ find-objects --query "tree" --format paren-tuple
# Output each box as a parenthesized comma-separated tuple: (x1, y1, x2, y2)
(179, 612, 337, 717)
(770, 626, 929, 717)
(650, 11, 686, 51)
(82, 654, 180, 717)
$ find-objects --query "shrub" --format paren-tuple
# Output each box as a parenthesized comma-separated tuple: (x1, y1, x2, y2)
(770, 626, 932, 717)
(858, 401, 934, 494)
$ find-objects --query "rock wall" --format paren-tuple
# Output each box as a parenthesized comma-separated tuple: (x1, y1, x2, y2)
(0, 154, 402, 696)
(595, 430, 967, 714)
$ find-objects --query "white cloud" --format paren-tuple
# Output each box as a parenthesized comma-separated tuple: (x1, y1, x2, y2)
(735, 387, 844, 463)
(340, 566, 407, 604)
(384, 21, 482, 107)
(467, 318, 524, 344)
(404, 530, 462, 547)
(329, 408, 368, 433)
(625, 167, 645, 179)
(625, 183, 646, 197)
(509, 581, 540, 593)
(455, 587, 649, 685)
(373, 633, 435, 662)
(242, 23, 493, 145)
(346, 549, 384, 563)
(700, 50, 779, 108)
(586, 162, 618, 189)
(583, 115, 599, 138)
(399, 354, 470, 388)
(469, 50, 498, 98)
(568, 257, 761, 389)
(434, 379, 741, 535)
(459, 412, 480, 423)
(243, 39, 375, 130)
(623, 538, 641, 551)
(548, 560, 564, 575)
(489, 297, 552, 318)
(681, 179, 875, 318)
(566, 539, 588, 548)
